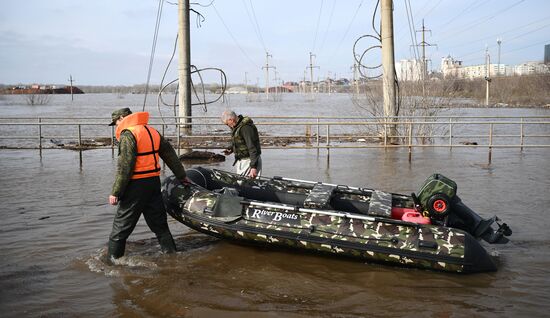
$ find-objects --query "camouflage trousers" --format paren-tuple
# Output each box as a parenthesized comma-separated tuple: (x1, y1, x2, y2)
(108, 176, 176, 258)
(235, 156, 262, 177)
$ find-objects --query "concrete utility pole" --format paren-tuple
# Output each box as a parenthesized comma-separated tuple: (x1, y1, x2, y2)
(415, 19, 436, 96)
(244, 72, 248, 94)
(307, 52, 319, 100)
(262, 52, 275, 100)
(485, 46, 491, 106)
(351, 62, 359, 94)
(178, 0, 192, 135)
(497, 38, 502, 76)
(327, 71, 332, 95)
(68, 75, 74, 101)
(381, 0, 397, 139)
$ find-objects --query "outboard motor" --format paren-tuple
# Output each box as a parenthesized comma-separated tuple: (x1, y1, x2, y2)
(414, 173, 512, 244)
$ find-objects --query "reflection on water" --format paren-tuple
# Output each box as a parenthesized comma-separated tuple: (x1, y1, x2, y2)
(1, 94, 550, 317)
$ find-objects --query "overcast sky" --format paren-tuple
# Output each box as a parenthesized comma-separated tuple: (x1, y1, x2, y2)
(1, 0, 548, 86)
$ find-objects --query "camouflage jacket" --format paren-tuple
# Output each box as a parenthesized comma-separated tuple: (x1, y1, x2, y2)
(111, 130, 186, 197)
(231, 115, 261, 168)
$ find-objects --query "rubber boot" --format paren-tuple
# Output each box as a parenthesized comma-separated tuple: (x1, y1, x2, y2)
(108, 239, 126, 260)
(157, 233, 177, 254)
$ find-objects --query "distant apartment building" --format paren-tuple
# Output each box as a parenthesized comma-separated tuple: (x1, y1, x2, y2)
(395, 59, 423, 81)
(514, 61, 550, 75)
(545, 44, 550, 64)
(440, 55, 546, 79)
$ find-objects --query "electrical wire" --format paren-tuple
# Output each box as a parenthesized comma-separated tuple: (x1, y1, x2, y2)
(248, 0, 268, 53)
(327, 0, 364, 64)
(311, 0, 325, 53)
(404, 0, 418, 60)
(318, 0, 336, 52)
(211, 2, 260, 69)
(435, 0, 525, 41)
(143, 0, 165, 111)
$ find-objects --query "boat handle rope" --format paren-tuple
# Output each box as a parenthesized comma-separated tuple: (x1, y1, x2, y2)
(242, 217, 400, 245)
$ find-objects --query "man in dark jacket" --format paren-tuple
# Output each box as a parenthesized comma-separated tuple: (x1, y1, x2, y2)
(221, 110, 262, 178)
(107, 107, 189, 261)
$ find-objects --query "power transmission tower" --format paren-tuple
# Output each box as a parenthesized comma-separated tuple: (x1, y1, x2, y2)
(415, 19, 437, 95)
(307, 52, 319, 100)
(262, 52, 275, 100)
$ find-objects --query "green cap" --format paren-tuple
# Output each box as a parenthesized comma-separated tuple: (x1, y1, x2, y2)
(109, 107, 132, 126)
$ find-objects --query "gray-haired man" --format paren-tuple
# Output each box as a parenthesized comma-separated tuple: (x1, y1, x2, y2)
(221, 110, 262, 178)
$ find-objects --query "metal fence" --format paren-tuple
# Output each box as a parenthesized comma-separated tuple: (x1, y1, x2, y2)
(1, 115, 549, 162)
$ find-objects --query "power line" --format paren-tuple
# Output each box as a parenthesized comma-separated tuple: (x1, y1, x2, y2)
(211, 3, 260, 69)
(143, 0, 165, 110)
(327, 0, 364, 64)
(443, 17, 550, 51)
(435, 0, 525, 41)
(248, 0, 268, 52)
(453, 22, 550, 62)
(318, 0, 336, 52)
(311, 0, 325, 53)
(404, 0, 419, 60)
(420, 0, 443, 21)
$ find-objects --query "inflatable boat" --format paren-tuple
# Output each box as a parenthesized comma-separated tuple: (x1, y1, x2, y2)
(162, 167, 512, 273)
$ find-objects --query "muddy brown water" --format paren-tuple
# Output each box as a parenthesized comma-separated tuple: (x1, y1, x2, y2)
(1, 94, 550, 317)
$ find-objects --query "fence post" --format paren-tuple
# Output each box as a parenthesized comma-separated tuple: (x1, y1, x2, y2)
(326, 125, 330, 147)
(38, 118, 42, 156)
(408, 122, 413, 162)
(111, 125, 115, 150)
(78, 124, 82, 147)
(488, 123, 493, 164)
(316, 118, 320, 147)
(384, 120, 388, 148)
(449, 118, 453, 150)
(177, 122, 181, 156)
(520, 118, 524, 152)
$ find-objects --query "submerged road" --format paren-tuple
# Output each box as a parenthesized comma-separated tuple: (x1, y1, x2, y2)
(1, 145, 549, 317)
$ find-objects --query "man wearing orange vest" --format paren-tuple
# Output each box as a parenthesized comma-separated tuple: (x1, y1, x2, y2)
(107, 107, 189, 261)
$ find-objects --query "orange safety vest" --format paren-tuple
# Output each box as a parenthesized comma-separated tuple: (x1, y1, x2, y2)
(115, 112, 161, 179)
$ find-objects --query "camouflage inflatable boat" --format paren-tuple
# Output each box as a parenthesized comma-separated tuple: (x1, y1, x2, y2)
(162, 167, 512, 273)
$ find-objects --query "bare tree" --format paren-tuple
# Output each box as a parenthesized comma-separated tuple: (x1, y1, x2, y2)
(25, 93, 51, 105)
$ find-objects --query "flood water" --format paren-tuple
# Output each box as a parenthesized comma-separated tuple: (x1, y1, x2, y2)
(1, 93, 550, 317)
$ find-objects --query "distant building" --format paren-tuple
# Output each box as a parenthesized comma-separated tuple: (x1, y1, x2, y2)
(514, 61, 550, 75)
(545, 44, 550, 64)
(226, 86, 248, 94)
(395, 59, 423, 81)
(441, 55, 462, 79)
(439, 54, 550, 79)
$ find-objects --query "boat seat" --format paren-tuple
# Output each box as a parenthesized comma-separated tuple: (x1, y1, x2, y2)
(303, 183, 337, 209)
(367, 190, 392, 217)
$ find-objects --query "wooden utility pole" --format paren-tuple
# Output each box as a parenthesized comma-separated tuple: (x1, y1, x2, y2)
(307, 52, 319, 100)
(68, 75, 74, 101)
(262, 52, 275, 100)
(178, 0, 191, 135)
(381, 0, 397, 139)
